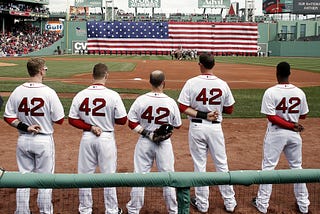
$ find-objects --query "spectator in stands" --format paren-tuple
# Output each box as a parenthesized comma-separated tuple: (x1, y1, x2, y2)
(0, 22, 61, 56)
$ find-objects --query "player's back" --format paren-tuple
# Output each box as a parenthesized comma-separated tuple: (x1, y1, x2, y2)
(70, 85, 124, 131)
(178, 75, 234, 120)
(4, 82, 64, 134)
(261, 83, 308, 123)
(128, 92, 179, 131)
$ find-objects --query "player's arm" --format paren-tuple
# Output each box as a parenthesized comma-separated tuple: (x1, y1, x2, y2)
(115, 116, 127, 125)
(128, 120, 158, 142)
(68, 117, 102, 136)
(178, 103, 218, 121)
(222, 105, 234, 114)
(128, 120, 149, 135)
(267, 115, 304, 132)
(3, 117, 41, 134)
(68, 117, 91, 131)
(54, 118, 64, 125)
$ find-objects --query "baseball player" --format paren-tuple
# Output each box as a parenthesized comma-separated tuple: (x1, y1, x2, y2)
(68, 63, 127, 214)
(3, 57, 65, 214)
(126, 70, 182, 214)
(252, 62, 310, 214)
(177, 53, 237, 213)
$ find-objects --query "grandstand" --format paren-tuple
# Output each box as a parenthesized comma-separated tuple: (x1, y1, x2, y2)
(0, 0, 61, 57)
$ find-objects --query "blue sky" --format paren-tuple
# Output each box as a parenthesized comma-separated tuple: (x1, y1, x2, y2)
(48, 0, 263, 15)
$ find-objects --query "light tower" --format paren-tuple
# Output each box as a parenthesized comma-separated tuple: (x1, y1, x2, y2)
(245, 0, 255, 22)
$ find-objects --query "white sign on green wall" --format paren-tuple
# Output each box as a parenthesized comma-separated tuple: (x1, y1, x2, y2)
(128, 0, 161, 8)
(198, 0, 230, 8)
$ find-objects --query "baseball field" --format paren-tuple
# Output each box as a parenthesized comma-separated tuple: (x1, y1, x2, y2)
(0, 55, 320, 213)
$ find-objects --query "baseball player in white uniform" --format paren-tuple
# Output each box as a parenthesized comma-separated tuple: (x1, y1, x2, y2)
(68, 63, 127, 214)
(252, 62, 310, 214)
(126, 70, 182, 214)
(3, 57, 65, 214)
(177, 53, 237, 213)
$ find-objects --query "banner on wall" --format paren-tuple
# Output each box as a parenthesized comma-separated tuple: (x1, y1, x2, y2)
(292, 0, 320, 14)
(72, 41, 88, 54)
(128, 0, 161, 8)
(262, 0, 293, 14)
(86, 21, 258, 54)
(70, 6, 90, 16)
(198, 0, 230, 8)
(45, 21, 63, 33)
(75, 0, 102, 7)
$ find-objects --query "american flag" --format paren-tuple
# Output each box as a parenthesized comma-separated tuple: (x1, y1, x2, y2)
(86, 21, 258, 54)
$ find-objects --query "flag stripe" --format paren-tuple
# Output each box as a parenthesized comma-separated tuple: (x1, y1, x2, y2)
(87, 21, 259, 53)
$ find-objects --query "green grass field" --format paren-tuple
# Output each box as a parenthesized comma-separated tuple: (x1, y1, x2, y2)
(0, 55, 319, 118)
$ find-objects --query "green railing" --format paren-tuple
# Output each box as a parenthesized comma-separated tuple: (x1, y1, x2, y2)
(1, 169, 319, 214)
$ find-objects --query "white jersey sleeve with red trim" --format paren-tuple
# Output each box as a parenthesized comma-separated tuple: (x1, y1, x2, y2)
(178, 75, 235, 122)
(261, 84, 309, 124)
(128, 92, 182, 131)
(68, 85, 127, 132)
(4, 83, 65, 134)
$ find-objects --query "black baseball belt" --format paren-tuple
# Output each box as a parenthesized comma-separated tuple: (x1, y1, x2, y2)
(191, 118, 220, 124)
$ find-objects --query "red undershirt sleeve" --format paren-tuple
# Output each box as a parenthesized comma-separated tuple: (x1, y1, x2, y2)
(115, 116, 127, 125)
(68, 117, 91, 131)
(178, 103, 189, 113)
(54, 118, 64, 125)
(222, 105, 234, 114)
(267, 115, 295, 130)
(4, 117, 17, 125)
(300, 114, 307, 119)
(128, 120, 139, 130)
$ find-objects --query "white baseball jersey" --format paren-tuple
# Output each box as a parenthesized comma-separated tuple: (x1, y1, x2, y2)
(69, 84, 127, 131)
(128, 92, 182, 130)
(178, 74, 237, 212)
(4, 82, 65, 134)
(261, 83, 309, 127)
(256, 83, 310, 213)
(126, 92, 181, 214)
(4, 82, 64, 214)
(69, 84, 126, 214)
(178, 74, 235, 122)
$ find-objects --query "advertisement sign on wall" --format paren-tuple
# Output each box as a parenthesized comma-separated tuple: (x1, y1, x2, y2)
(45, 21, 63, 33)
(72, 41, 88, 54)
(263, 0, 293, 14)
(75, 0, 102, 7)
(198, 0, 230, 8)
(128, 0, 161, 8)
(293, 0, 320, 14)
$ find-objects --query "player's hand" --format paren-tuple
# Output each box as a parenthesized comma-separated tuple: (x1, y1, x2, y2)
(207, 110, 219, 122)
(91, 125, 102, 137)
(27, 125, 41, 134)
(293, 123, 304, 132)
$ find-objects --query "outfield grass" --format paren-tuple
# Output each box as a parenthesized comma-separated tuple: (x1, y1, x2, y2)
(0, 55, 319, 118)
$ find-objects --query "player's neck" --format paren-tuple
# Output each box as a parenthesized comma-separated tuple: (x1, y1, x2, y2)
(152, 88, 163, 93)
(201, 69, 213, 75)
(278, 78, 289, 84)
(92, 80, 105, 86)
(29, 76, 43, 83)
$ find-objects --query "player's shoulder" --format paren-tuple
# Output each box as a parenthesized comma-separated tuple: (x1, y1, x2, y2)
(105, 87, 119, 95)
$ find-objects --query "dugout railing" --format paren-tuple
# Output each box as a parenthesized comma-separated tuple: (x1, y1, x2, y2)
(0, 169, 319, 213)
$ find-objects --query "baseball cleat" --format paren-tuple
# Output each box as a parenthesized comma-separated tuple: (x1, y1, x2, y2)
(118, 208, 123, 214)
(190, 196, 208, 213)
(224, 204, 237, 213)
(251, 197, 267, 214)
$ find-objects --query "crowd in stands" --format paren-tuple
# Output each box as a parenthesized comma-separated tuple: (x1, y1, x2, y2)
(0, 2, 49, 14)
(0, 23, 62, 56)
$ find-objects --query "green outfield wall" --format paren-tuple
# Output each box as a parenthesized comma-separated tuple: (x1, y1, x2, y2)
(27, 20, 320, 57)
